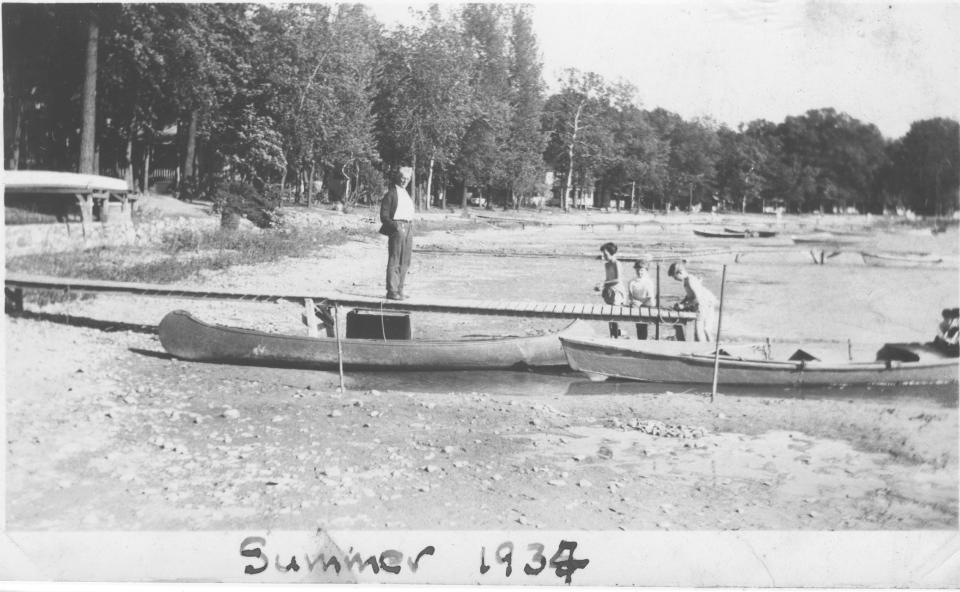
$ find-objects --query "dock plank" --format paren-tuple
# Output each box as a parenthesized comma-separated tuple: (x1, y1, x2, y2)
(4, 273, 696, 322)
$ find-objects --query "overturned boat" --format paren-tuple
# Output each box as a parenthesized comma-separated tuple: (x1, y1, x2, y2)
(159, 310, 593, 370)
(559, 336, 959, 386)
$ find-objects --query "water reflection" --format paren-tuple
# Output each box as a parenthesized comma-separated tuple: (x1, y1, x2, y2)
(345, 368, 958, 408)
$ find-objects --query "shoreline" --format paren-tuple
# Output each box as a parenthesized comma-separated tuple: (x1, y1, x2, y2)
(5, 205, 958, 531)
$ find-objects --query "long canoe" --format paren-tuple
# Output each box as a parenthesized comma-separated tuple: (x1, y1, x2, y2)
(860, 251, 943, 267)
(693, 227, 747, 238)
(790, 233, 860, 245)
(159, 310, 593, 370)
(724, 227, 778, 238)
(559, 336, 959, 386)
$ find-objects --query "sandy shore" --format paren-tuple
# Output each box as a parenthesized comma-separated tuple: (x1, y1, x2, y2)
(5, 206, 958, 530)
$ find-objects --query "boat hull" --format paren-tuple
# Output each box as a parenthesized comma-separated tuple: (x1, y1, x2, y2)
(724, 228, 778, 238)
(861, 251, 942, 267)
(159, 310, 591, 370)
(693, 228, 746, 238)
(560, 337, 959, 386)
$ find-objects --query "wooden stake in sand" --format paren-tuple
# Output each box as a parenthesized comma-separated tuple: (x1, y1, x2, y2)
(711, 265, 728, 403)
(334, 302, 345, 392)
(655, 262, 661, 340)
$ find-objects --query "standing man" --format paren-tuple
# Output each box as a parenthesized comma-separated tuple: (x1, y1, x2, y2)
(379, 166, 415, 300)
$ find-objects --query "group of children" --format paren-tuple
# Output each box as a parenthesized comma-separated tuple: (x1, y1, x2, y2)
(595, 241, 959, 354)
(595, 241, 718, 342)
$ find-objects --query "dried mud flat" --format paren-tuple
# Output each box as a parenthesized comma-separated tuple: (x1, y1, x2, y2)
(6, 207, 959, 530)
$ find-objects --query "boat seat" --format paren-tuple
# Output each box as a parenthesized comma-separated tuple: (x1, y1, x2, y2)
(787, 348, 820, 362)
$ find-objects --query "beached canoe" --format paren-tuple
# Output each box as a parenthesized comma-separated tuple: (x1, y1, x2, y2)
(559, 336, 959, 386)
(159, 310, 593, 370)
(860, 251, 943, 267)
(723, 227, 778, 238)
(693, 227, 747, 238)
(790, 233, 860, 245)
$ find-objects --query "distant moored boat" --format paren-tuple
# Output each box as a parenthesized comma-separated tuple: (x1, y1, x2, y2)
(860, 250, 943, 267)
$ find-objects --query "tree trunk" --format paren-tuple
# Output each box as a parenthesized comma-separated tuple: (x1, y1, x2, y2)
(9, 98, 23, 169)
(631, 181, 637, 213)
(411, 153, 419, 210)
(460, 180, 467, 215)
(563, 102, 584, 212)
(306, 164, 314, 208)
(141, 141, 151, 193)
(183, 109, 198, 180)
(426, 155, 435, 211)
(79, 16, 99, 175)
(124, 124, 135, 190)
(341, 163, 352, 206)
(439, 166, 446, 210)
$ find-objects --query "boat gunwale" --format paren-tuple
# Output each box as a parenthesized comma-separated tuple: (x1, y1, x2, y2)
(560, 336, 959, 373)
(167, 310, 586, 348)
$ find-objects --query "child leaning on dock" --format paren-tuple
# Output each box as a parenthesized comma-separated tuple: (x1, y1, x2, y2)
(668, 261, 717, 342)
(595, 242, 626, 338)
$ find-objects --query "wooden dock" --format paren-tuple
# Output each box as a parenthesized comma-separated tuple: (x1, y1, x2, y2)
(4, 273, 697, 323)
(472, 213, 660, 231)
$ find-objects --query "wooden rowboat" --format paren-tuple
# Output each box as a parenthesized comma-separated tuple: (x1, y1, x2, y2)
(159, 310, 593, 370)
(693, 227, 747, 238)
(723, 227, 778, 238)
(860, 251, 943, 267)
(559, 336, 959, 386)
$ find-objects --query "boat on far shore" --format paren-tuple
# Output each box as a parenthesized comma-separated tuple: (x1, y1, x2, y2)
(724, 227, 778, 238)
(693, 227, 747, 238)
(559, 336, 958, 386)
(860, 250, 943, 267)
(790, 232, 861, 245)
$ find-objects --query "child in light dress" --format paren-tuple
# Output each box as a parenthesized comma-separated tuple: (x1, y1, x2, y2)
(668, 261, 717, 342)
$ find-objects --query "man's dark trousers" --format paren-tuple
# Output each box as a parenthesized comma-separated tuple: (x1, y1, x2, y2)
(386, 220, 413, 297)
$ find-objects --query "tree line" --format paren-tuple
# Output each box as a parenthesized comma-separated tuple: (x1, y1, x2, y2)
(4, 3, 958, 216)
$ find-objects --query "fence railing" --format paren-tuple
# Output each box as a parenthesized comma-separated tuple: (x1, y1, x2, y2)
(97, 167, 178, 188)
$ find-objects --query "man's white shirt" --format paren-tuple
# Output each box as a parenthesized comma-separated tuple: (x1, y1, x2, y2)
(393, 185, 415, 221)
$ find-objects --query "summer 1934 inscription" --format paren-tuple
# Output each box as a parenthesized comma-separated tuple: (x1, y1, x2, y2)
(240, 536, 590, 583)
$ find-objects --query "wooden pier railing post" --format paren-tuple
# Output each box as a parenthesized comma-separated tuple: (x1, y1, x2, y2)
(711, 265, 728, 403)
(335, 302, 345, 392)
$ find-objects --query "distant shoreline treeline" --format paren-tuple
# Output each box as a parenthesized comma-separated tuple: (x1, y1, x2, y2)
(3, 4, 958, 215)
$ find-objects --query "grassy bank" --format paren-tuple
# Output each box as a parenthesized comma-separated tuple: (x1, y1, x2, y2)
(6, 224, 367, 284)
(5, 210, 488, 285)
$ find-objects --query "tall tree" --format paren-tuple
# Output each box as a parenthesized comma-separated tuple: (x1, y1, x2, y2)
(888, 118, 960, 216)
(453, 3, 512, 208)
(542, 69, 614, 210)
(376, 5, 474, 209)
(79, 11, 99, 174)
(776, 108, 887, 213)
(502, 5, 546, 209)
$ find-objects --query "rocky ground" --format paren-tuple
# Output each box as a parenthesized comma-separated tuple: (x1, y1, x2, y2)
(5, 203, 958, 531)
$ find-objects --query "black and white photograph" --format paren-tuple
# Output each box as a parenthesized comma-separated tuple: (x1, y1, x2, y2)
(3, 0, 959, 585)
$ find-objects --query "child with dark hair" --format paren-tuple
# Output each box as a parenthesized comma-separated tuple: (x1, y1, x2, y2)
(595, 242, 626, 337)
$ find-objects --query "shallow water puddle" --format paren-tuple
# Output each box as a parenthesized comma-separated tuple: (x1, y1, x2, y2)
(512, 426, 948, 504)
